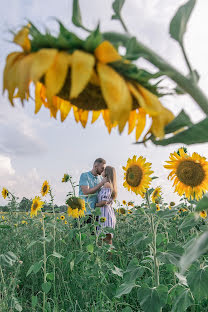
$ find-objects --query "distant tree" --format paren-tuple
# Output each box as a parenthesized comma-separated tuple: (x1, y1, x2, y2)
(19, 197, 32, 212)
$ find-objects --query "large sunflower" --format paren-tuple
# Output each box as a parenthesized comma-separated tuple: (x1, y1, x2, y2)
(31, 196, 44, 217)
(123, 155, 153, 196)
(151, 187, 162, 203)
(3, 24, 174, 140)
(164, 148, 208, 200)
(66, 196, 86, 218)
(2, 188, 9, 199)
(41, 180, 50, 196)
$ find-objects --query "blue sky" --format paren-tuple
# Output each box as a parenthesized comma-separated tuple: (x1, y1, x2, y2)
(0, 0, 208, 206)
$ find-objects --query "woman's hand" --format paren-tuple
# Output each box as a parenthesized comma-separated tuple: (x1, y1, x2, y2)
(96, 200, 109, 207)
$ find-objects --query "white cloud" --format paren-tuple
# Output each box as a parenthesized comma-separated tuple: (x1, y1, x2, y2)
(0, 154, 15, 176)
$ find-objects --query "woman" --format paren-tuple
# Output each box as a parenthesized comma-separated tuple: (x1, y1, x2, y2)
(96, 166, 117, 245)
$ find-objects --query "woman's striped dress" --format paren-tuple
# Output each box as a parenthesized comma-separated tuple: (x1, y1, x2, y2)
(97, 187, 116, 236)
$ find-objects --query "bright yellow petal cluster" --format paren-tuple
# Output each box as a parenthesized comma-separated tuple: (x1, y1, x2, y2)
(41, 181, 50, 197)
(151, 187, 162, 203)
(123, 155, 153, 196)
(156, 204, 160, 211)
(164, 148, 208, 200)
(67, 206, 85, 218)
(200, 210, 207, 219)
(2, 188, 9, 199)
(3, 27, 174, 141)
(30, 196, 44, 217)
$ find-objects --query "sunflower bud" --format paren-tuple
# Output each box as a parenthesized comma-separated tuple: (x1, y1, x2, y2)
(170, 202, 175, 206)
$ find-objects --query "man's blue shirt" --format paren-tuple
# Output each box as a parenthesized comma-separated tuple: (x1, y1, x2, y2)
(79, 171, 102, 215)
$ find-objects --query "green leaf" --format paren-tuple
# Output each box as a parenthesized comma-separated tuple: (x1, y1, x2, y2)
(137, 285, 168, 312)
(122, 308, 132, 312)
(32, 296, 38, 308)
(111, 265, 123, 278)
(112, 0, 125, 20)
(171, 288, 194, 312)
(12, 296, 22, 312)
(72, 0, 90, 32)
(187, 267, 208, 300)
(178, 213, 199, 232)
(125, 37, 144, 60)
(164, 110, 193, 134)
(157, 209, 178, 219)
(33, 260, 43, 274)
(52, 251, 64, 259)
(86, 244, 94, 253)
(123, 258, 144, 283)
(115, 281, 136, 298)
(46, 272, 54, 281)
(83, 25, 103, 52)
(157, 251, 181, 266)
(42, 282, 51, 294)
(169, 0, 196, 44)
(0, 252, 18, 267)
(26, 264, 34, 277)
(180, 231, 208, 274)
(151, 117, 208, 146)
(195, 195, 208, 212)
(27, 240, 38, 250)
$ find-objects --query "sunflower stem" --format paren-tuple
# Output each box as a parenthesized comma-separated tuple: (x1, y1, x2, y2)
(42, 215, 47, 311)
(103, 32, 208, 115)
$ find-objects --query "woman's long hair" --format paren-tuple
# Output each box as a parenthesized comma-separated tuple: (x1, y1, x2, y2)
(104, 166, 117, 199)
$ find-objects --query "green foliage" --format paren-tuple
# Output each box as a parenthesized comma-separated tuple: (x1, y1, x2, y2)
(72, 0, 90, 32)
(137, 285, 168, 312)
(187, 267, 208, 300)
(169, 0, 196, 45)
(195, 195, 208, 212)
(112, 0, 126, 20)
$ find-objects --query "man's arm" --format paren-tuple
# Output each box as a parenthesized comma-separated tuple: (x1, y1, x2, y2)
(81, 178, 107, 195)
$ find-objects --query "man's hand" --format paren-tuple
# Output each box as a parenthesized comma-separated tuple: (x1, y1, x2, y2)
(101, 177, 108, 185)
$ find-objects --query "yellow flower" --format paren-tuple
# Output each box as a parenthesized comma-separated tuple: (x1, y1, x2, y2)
(122, 200, 127, 205)
(67, 197, 86, 218)
(128, 210, 133, 214)
(57, 217, 59, 220)
(164, 148, 208, 200)
(60, 215, 65, 220)
(65, 220, 68, 224)
(156, 204, 160, 211)
(168, 205, 172, 210)
(200, 210, 207, 219)
(3, 25, 174, 141)
(2, 216, 5, 220)
(21, 220, 27, 224)
(41, 180, 50, 196)
(118, 208, 126, 215)
(128, 201, 134, 207)
(62, 173, 70, 182)
(100, 217, 106, 223)
(151, 187, 162, 203)
(2, 188, 9, 199)
(123, 155, 153, 196)
(30, 196, 44, 217)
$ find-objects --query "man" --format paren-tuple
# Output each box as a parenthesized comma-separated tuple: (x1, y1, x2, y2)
(79, 158, 107, 224)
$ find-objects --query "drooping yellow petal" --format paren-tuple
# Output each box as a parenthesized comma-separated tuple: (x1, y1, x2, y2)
(30, 49, 57, 83)
(59, 99, 72, 122)
(35, 82, 43, 114)
(91, 111, 101, 124)
(137, 84, 163, 116)
(70, 50, 95, 98)
(50, 96, 61, 119)
(13, 26, 31, 52)
(102, 110, 117, 134)
(16, 53, 35, 102)
(90, 69, 100, 86)
(3, 52, 23, 92)
(151, 107, 174, 139)
(128, 110, 137, 134)
(94, 41, 122, 64)
(136, 108, 146, 141)
(97, 63, 132, 133)
(78, 110, 89, 128)
(45, 52, 70, 104)
(73, 106, 80, 123)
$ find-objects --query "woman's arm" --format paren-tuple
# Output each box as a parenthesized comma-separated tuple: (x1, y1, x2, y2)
(95, 200, 108, 207)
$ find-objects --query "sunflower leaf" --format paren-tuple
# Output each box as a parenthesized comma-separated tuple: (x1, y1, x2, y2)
(137, 285, 168, 312)
(164, 110, 193, 134)
(83, 25, 103, 52)
(72, 0, 91, 32)
(151, 116, 208, 146)
(195, 195, 208, 212)
(169, 0, 196, 45)
(112, 0, 125, 20)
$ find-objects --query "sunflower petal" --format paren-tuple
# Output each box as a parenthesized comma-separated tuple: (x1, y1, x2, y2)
(79, 110, 89, 128)
(128, 110, 137, 134)
(13, 26, 31, 52)
(97, 63, 132, 133)
(151, 107, 174, 139)
(70, 50, 95, 98)
(17, 53, 35, 102)
(92, 111, 101, 124)
(94, 41, 122, 64)
(137, 84, 163, 116)
(30, 49, 57, 83)
(35, 82, 44, 114)
(136, 108, 146, 141)
(59, 99, 72, 122)
(45, 52, 70, 104)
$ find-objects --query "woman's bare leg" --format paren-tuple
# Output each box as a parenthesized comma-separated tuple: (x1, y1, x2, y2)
(103, 234, 112, 245)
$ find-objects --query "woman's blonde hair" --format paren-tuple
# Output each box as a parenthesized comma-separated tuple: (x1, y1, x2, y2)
(104, 166, 117, 199)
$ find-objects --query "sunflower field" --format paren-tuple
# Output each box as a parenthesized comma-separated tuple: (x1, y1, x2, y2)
(1, 147, 208, 312)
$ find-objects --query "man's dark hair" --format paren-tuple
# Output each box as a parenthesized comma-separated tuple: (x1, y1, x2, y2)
(94, 158, 106, 165)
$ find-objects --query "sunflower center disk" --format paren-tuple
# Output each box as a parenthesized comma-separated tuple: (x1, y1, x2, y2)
(126, 165, 143, 187)
(33, 203, 38, 210)
(43, 185, 47, 193)
(176, 160, 205, 187)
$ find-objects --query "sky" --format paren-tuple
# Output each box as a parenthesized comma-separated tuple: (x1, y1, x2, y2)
(0, 0, 208, 206)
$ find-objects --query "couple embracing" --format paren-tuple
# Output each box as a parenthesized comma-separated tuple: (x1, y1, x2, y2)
(79, 158, 117, 245)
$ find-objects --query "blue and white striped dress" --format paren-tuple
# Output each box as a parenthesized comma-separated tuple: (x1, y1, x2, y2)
(97, 187, 116, 236)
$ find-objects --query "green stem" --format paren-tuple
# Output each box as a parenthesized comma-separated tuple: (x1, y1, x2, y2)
(42, 216, 47, 311)
(180, 42, 194, 78)
(103, 32, 208, 115)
